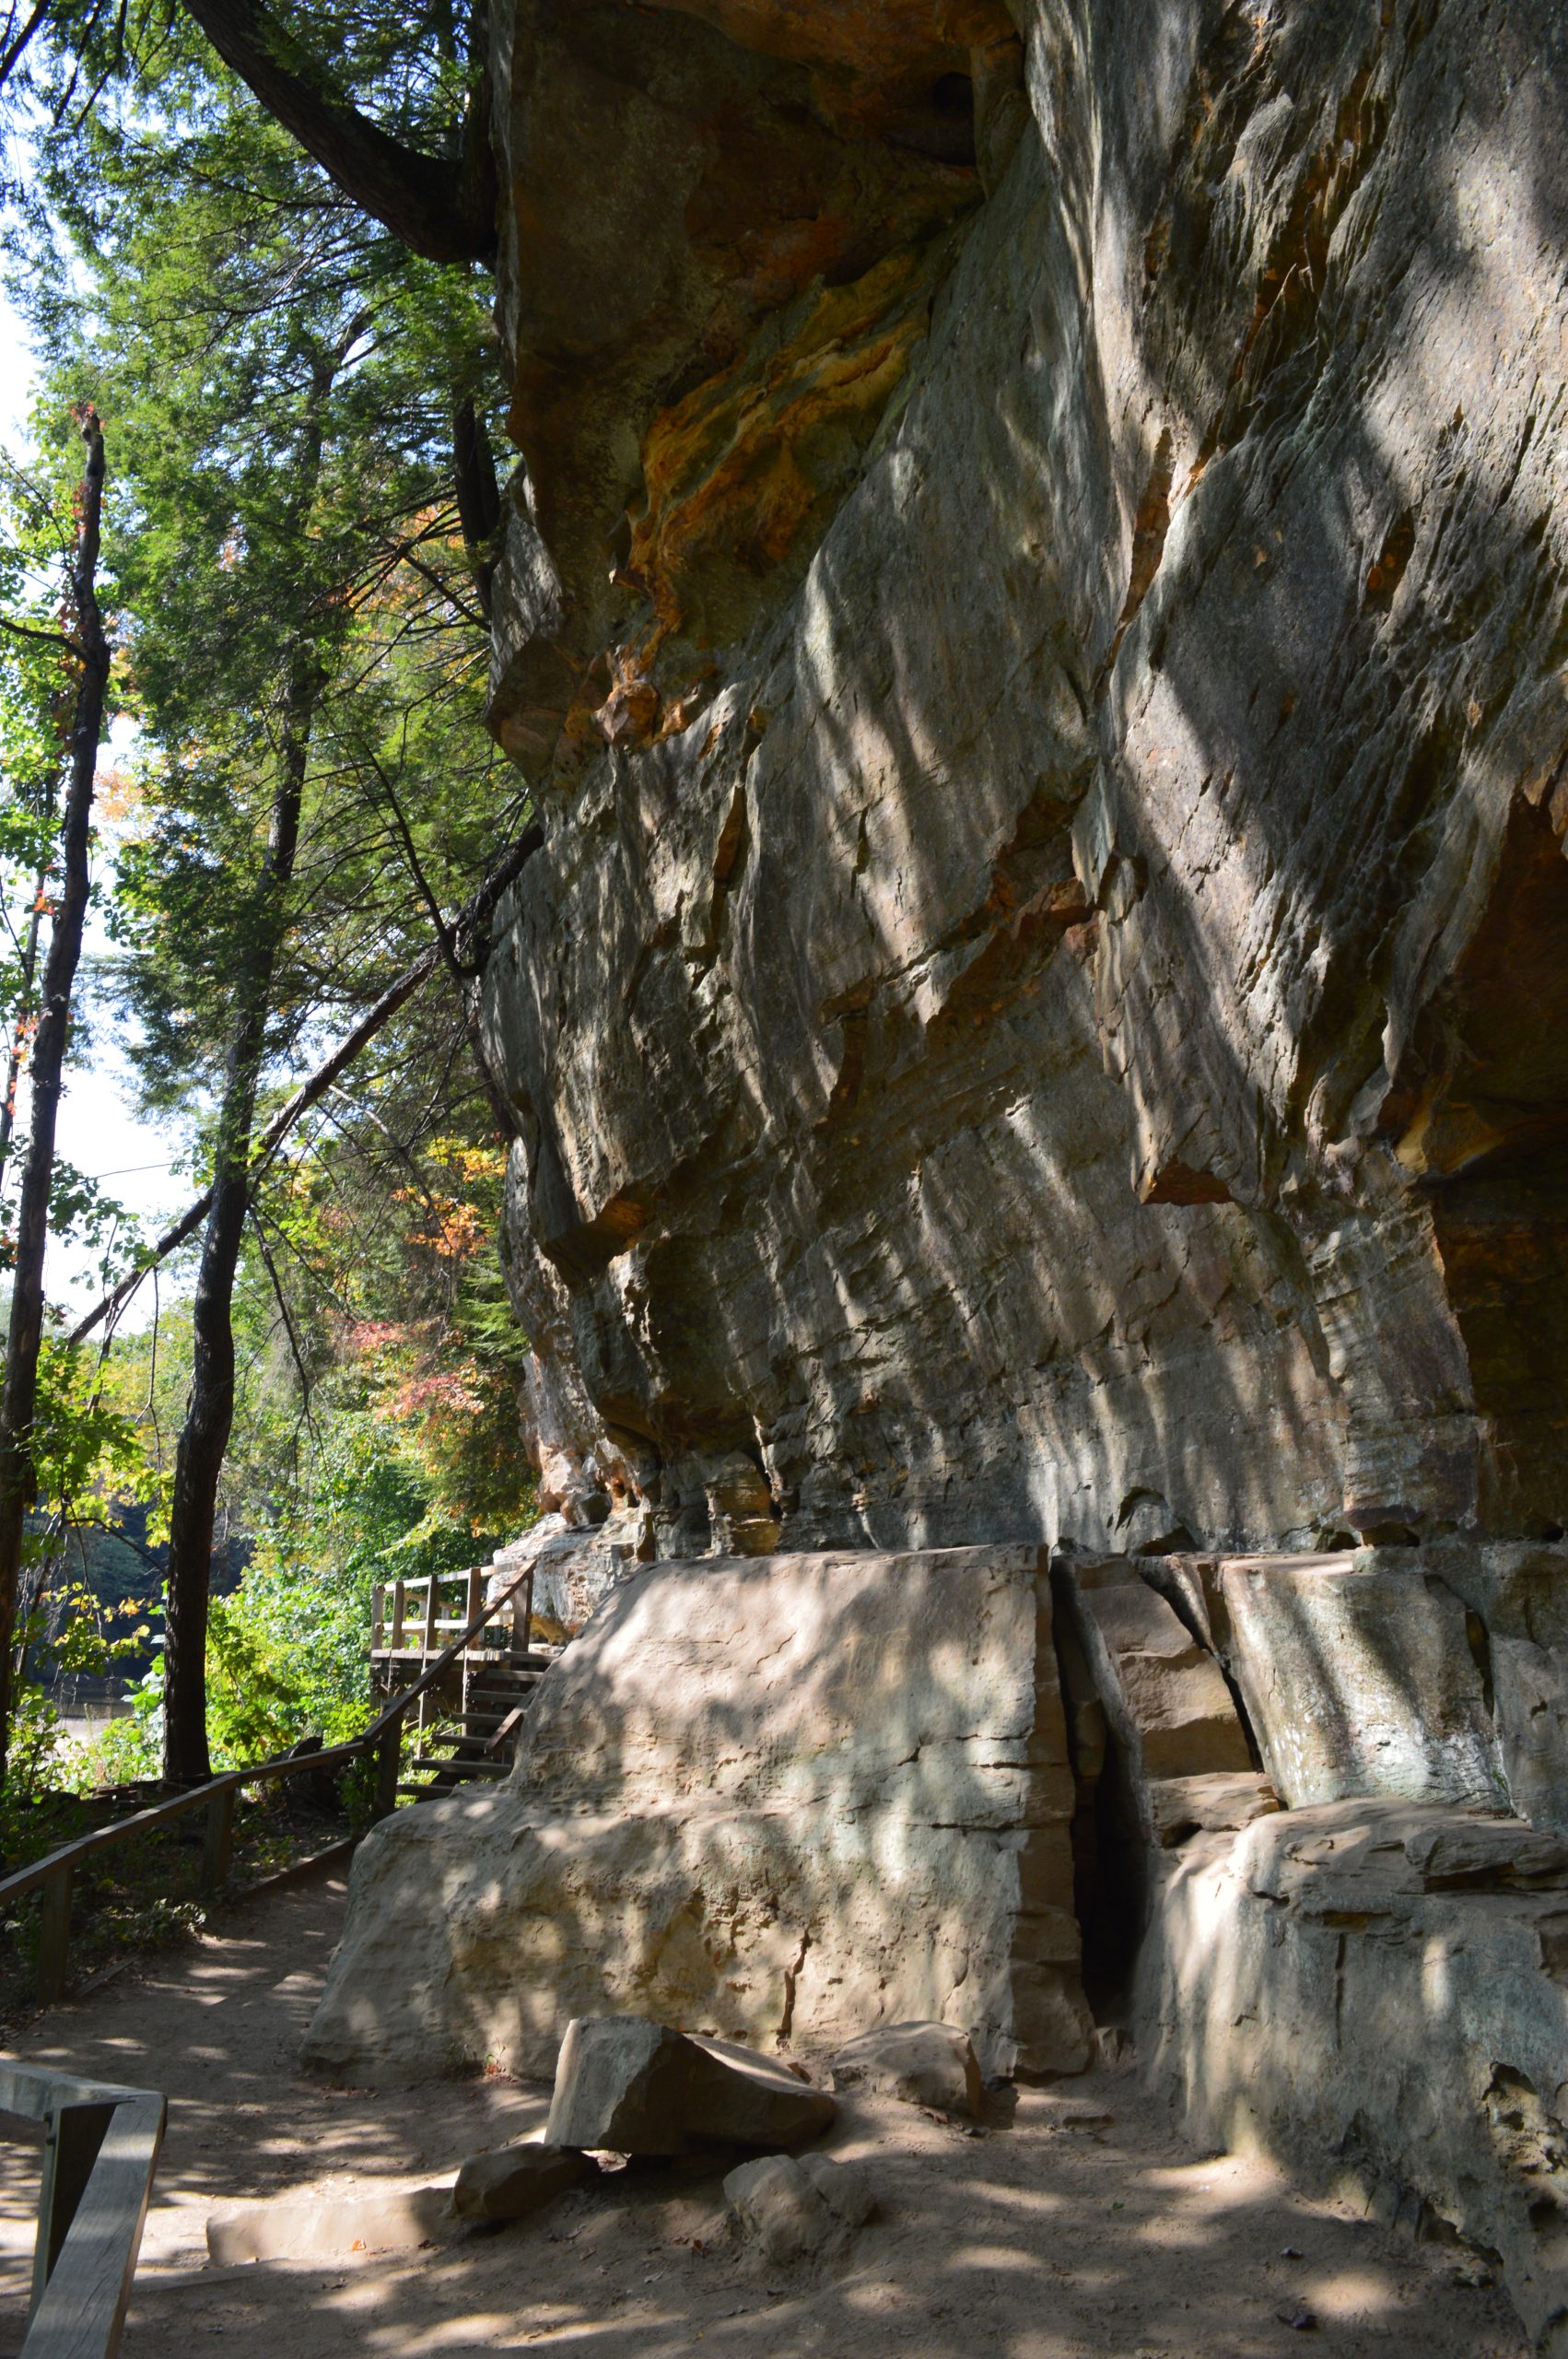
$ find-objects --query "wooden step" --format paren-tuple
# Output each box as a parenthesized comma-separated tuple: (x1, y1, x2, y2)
(409, 1754, 509, 1778)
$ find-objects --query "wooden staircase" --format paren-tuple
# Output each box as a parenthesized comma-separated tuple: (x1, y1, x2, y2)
(400, 1649, 554, 1800)
(369, 1563, 563, 1804)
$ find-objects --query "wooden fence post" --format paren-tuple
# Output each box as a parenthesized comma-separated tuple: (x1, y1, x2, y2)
(36, 1863, 72, 2005)
(422, 1577, 439, 1661)
(31, 2095, 115, 2314)
(389, 1577, 406, 1652)
(372, 1725, 400, 1821)
(370, 1582, 384, 1652)
(201, 1786, 235, 1900)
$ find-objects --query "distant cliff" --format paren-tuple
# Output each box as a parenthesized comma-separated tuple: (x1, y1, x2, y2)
(478, 0, 1568, 1564)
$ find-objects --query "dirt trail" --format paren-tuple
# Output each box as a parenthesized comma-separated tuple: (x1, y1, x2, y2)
(0, 1871, 1530, 2357)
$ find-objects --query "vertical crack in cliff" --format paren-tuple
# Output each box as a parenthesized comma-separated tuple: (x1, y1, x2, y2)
(1106, 427, 1176, 675)
(778, 1924, 813, 2047)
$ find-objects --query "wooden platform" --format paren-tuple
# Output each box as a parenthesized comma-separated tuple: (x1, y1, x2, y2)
(369, 1567, 553, 1802)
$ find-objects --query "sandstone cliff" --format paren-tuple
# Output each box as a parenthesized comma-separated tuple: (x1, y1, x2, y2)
(478, 0, 1567, 1566)
(310, 6, 1568, 2343)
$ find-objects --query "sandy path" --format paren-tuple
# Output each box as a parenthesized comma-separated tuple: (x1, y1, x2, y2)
(0, 1870, 1531, 2358)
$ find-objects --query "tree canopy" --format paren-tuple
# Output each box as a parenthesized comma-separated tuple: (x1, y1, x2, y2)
(0, 0, 535, 1826)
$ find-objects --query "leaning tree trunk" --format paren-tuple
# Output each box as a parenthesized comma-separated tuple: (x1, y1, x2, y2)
(0, 415, 110, 1797)
(160, 648, 317, 1784)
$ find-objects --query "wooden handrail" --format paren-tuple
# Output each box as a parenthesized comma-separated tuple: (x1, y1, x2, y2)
(0, 2060, 166, 2359)
(0, 1562, 536, 2000)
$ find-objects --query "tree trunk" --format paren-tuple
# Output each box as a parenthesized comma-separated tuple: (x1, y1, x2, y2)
(0, 416, 109, 1798)
(452, 393, 500, 618)
(160, 647, 316, 1784)
(178, 0, 495, 264)
(0, 869, 46, 1187)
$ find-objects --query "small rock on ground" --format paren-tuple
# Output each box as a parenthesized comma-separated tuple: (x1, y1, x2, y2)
(451, 2141, 593, 2223)
(723, 2152, 873, 2265)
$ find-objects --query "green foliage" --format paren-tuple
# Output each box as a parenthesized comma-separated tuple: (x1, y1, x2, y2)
(0, 4, 539, 1813)
(207, 1420, 509, 1763)
(0, 1579, 154, 1854)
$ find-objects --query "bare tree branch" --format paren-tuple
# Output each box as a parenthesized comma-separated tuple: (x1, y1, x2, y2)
(66, 822, 540, 1344)
(179, 0, 495, 264)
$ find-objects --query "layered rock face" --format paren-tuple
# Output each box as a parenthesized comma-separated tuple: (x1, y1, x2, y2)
(303, 1544, 1091, 2083)
(310, 3, 1568, 2341)
(480, 0, 1568, 1560)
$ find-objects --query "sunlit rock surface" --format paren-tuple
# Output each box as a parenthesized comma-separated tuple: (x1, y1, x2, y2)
(303, 1546, 1091, 2083)
(1137, 1802, 1568, 2352)
(482, 0, 1568, 1561)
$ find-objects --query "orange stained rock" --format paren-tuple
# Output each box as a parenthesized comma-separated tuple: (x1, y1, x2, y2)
(626, 246, 936, 642)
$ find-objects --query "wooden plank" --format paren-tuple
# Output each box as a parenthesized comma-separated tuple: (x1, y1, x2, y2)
(510, 1566, 534, 1653)
(22, 2089, 165, 2359)
(370, 1583, 384, 1650)
(0, 2068, 145, 2122)
(372, 1727, 400, 1823)
(422, 1578, 439, 1659)
(36, 1866, 72, 2006)
(32, 2103, 115, 2313)
(389, 1577, 406, 1652)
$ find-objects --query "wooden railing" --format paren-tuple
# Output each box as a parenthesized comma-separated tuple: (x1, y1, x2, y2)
(370, 1566, 530, 1663)
(1, 2059, 166, 2359)
(0, 1564, 534, 2011)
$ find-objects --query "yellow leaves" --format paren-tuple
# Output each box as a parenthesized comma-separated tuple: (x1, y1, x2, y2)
(392, 1183, 486, 1261)
(95, 761, 144, 822)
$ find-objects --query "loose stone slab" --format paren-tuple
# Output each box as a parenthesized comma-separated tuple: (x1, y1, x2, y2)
(451, 2140, 593, 2222)
(206, 2184, 454, 2264)
(545, 2016, 835, 2155)
(1218, 1555, 1507, 1811)
(828, 2021, 984, 2117)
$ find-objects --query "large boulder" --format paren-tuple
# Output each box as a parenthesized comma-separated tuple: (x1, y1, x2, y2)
(1217, 1553, 1507, 1811)
(303, 1544, 1093, 2084)
(1423, 1541, 1568, 1842)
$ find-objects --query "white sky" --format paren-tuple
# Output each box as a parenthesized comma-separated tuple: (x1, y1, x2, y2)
(1, 288, 190, 1320)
